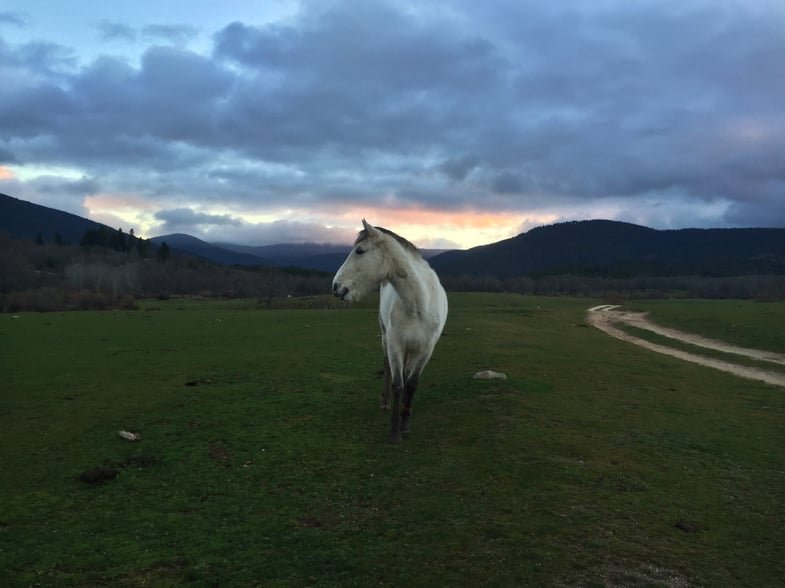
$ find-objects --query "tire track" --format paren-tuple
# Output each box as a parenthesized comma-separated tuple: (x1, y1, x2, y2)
(587, 306, 785, 388)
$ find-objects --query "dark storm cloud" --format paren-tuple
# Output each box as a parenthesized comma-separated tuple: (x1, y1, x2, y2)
(210, 3, 508, 161)
(2, 0, 785, 232)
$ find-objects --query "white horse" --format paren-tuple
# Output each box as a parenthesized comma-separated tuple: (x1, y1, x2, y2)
(333, 220, 448, 443)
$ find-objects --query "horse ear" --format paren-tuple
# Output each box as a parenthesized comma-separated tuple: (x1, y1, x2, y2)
(362, 219, 379, 236)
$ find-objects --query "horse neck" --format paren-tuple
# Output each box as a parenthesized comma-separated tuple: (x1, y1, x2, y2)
(384, 241, 430, 313)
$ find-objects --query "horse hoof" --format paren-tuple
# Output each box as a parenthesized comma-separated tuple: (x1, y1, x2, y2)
(387, 431, 403, 444)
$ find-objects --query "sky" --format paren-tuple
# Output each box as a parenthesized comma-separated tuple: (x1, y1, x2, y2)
(1, 0, 784, 249)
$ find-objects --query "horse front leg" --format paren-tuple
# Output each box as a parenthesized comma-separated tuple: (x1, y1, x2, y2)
(379, 355, 391, 410)
(401, 373, 419, 434)
(388, 372, 404, 444)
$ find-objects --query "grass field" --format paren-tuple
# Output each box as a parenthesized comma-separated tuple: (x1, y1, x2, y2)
(1, 294, 784, 586)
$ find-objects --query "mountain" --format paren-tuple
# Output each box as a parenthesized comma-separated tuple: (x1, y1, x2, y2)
(6, 192, 781, 279)
(429, 220, 785, 278)
(0, 192, 110, 244)
(215, 242, 351, 272)
(155, 235, 450, 272)
(0, 193, 438, 272)
(150, 234, 341, 269)
(149, 234, 273, 266)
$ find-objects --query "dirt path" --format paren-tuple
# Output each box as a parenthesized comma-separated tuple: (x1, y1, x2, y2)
(587, 305, 785, 388)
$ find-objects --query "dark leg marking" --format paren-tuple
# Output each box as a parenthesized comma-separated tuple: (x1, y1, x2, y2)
(380, 355, 391, 410)
(388, 379, 403, 444)
(401, 374, 419, 434)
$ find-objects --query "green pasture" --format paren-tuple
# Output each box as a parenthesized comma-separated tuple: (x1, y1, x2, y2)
(1, 294, 783, 586)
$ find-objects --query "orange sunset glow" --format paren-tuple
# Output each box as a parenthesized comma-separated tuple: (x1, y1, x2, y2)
(340, 207, 561, 248)
(76, 192, 561, 249)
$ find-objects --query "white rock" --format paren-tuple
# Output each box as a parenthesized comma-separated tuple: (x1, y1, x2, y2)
(118, 430, 140, 442)
(473, 370, 507, 380)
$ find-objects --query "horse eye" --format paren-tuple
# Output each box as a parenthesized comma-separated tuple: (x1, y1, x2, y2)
(356, 247, 366, 255)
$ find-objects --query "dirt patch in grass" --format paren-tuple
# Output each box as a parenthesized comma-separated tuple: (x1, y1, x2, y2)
(79, 464, 119, 485)
(208, 440, 232, 468)
(185, 377, 214, 387)
(79, 454, 159, 485)
(557, 558, 694, 587)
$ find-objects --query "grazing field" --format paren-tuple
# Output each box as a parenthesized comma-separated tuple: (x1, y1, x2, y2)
(1, 294, 784, 587)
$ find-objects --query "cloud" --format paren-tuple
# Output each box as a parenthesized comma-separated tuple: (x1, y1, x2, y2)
(0, 148, 17, 164)
(150, 207, 355, 244)
(2, 0, 785, 246)
(0, 11, 29, 27)
(96, 22, 200, 46)
(96, 21, 136, 42)
(36, 175, 100, 196)
(142, 24, 199, 46)
(154, 207, 243, 231)
(215, 219, 356, 245)
(724, 194, 785, 227)
(9, 40, 77, 73)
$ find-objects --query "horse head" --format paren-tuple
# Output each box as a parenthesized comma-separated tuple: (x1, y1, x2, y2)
(332, 219, 392, 302)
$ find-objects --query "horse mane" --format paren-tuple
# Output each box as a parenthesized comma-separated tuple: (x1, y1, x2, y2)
(355, 226, 420, 256)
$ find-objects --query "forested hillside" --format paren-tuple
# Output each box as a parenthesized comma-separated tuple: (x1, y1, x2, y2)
(430, 220, 785, 278)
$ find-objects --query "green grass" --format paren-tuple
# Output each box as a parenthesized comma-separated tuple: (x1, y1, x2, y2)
(1, 294, 784, 586)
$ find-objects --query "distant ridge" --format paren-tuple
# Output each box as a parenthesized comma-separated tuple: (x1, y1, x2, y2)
(150, 234, 347, 270)
(215, 241, 352, 272)
(429, 220, 785, 277)
(151, 235, 449, 272)
(149, 234, 273, 267)
(3, 193, 783, 278)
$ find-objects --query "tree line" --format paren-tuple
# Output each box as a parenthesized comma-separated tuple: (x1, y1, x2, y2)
(2, 227, 783, 313)
(439, 272, 785, 301)
(0, 229, 331, 312)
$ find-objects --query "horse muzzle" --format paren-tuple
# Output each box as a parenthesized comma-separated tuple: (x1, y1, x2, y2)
(333, 282, 350, 301)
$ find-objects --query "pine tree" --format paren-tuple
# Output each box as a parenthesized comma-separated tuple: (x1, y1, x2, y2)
(157, 241, 170, 262)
